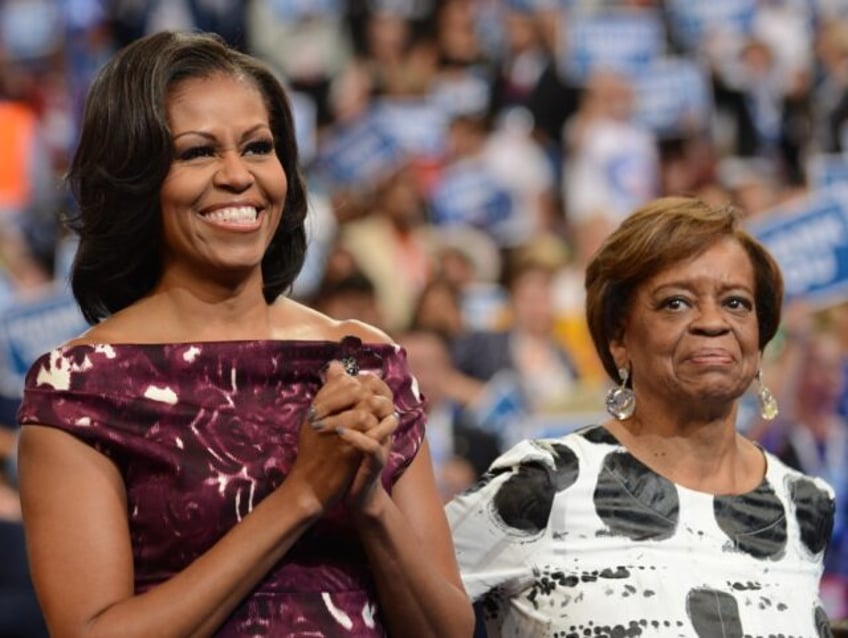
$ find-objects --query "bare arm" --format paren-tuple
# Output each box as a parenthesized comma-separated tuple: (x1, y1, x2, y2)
(347, 440, 475, 638)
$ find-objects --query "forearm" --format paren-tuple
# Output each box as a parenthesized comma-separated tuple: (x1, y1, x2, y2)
(74, 485, 321, 638)
(354, 489, 474, 638)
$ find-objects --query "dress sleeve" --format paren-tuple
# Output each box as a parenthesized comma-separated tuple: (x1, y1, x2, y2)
(445, 438, 572, 600)
(380, 344, 426, 487)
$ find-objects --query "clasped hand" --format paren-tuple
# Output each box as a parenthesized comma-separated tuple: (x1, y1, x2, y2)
(291, 360, 399, 514)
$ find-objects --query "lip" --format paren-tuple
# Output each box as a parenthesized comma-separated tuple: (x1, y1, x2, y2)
(685, 349, 735, 365)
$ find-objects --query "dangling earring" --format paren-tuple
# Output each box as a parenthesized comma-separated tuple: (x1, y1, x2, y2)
(756, 368, 779, 421)
(606, 366, 635, 420)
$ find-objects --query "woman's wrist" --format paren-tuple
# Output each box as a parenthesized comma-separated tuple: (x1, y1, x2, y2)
(350, 485, 391, 528)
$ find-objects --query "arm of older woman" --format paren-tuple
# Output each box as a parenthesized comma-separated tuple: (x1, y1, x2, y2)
(17, 368, 388, 638)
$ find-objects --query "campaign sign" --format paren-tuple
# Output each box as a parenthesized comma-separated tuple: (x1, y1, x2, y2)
(631, 57, 712, 139)
(747, 187, 848, 309)
(266, 0, 342, 20)
(429, 159, 514, 242)
(558, 9, 665, 82)
(316, 113, 404, 188)
(0, 285, 88, 398)
(288, 90, 317, 165)
(665, 0, 755, 52)
(372, 98, 449, 158)
(807, 153, 848, 191)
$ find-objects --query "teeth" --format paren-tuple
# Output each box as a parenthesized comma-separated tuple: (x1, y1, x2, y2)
(205, 206, 258, 224)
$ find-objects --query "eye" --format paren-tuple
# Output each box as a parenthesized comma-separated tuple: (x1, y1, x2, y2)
(724, 296, 753, 311)
(177, 145, 215, 161)
(659, 296, 690, 311)
(244, 139, 274, 156)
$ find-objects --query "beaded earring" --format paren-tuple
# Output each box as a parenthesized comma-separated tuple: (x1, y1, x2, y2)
(756, 368, 779, 421)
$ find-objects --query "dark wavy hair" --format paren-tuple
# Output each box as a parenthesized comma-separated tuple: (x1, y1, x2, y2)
(585, 196, 784, 383)
(67, 31, 308, 324)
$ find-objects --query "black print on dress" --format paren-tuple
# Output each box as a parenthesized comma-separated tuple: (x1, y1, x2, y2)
(790, 476, 834, 555)
(580, 424, 618, 445)
(686, 587, 744, 638)
(814, 604, 833, 638)
(713, 482, 786, 559)
(490, 443, 579, 534)
(593, 451, 679, 541)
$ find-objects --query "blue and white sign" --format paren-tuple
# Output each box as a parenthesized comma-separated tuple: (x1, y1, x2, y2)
(632, 57, 713, 138)
(558, 9, 665, 82)
(267, 0, 342, 20)
(665, 0, 755, 52)
(373, 98, 449, 158)
(807, 153, 848, 191)
(316, 113, 404, 188)
(289, 90, 317, 165)
(429, 159, 514, 243)
(748, 187, 848, 309)
(0, 285, 88, 398)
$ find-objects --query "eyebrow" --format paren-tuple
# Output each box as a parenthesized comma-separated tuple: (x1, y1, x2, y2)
(651, 280, 754, 295)
(172, 123, 271, 142)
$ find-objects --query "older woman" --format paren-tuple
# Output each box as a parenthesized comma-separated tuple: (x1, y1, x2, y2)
(446, 196, 835, 637)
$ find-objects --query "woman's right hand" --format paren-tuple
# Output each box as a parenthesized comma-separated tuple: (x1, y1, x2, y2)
(286, 361, 395, 512)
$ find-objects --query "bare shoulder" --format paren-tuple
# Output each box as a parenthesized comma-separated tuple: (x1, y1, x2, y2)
(270, 297, 395, 345)
(61, 312, 136, 347)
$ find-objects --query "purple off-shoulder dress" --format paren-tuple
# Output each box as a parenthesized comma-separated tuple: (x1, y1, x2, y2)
(17, 336, 426, 637)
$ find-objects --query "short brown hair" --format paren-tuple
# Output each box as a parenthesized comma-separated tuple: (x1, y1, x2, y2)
(584, 196, 784, 382)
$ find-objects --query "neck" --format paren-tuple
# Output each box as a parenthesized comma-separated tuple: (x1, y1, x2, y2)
(144, 272, 273, 342)
(607, 400, 763, 495)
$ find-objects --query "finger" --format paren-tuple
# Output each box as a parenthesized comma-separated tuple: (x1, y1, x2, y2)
(311, 377, 393, 423)
(356, 373, 393, 400)
(311, 408, 380, 434)
(353, 394, 394, 421)
(365, 411, 400, 442)
(334, 426, 386, 459)
(310, 374, 368, 421)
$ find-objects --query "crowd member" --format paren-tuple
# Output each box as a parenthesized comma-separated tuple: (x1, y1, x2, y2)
(398, 328, 500, 502)
(15, 31, 473, 638)
(447, 196, 835, 636)
(754, 328, 848, 616)
(338, 161, 435, 333)
(452, 238, 581, 415)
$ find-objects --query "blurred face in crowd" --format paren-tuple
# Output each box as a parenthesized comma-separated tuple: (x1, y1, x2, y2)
(159, 73, 287, 284)
(510, 266, 556, 337)
(610, 238, 761, 413)
(797, 333, 845, 411)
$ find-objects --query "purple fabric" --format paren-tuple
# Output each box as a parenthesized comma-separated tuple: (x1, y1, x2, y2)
(18, 336, 426, 637)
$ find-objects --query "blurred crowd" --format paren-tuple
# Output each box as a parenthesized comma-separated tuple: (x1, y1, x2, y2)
(5, 0, 848, 631)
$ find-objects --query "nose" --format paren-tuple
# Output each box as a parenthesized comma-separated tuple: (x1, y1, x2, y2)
(690, 301, 731, 336)
(214, 151, 254, 191)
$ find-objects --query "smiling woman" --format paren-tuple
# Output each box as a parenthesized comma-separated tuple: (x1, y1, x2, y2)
(159, 73, 287, 283)
(14, 31, 473, 638)
(446, 196, 836, 637)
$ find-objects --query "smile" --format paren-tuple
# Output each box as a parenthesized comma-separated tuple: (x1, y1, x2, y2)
(203, 206, 259, 226)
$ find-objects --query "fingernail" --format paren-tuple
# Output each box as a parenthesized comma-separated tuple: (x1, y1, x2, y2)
(335, 426, 346, 435)
(308, 405, 319, 422)
(311, 420, 325, 431)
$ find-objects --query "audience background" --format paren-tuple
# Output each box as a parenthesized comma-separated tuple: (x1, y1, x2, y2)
(4, 0, 848, 631)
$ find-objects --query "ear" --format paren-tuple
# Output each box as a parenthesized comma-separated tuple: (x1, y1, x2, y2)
(609, 332, 628, 371)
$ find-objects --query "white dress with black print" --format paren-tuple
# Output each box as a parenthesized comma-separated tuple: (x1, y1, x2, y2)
(446, 425, 835, 638)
